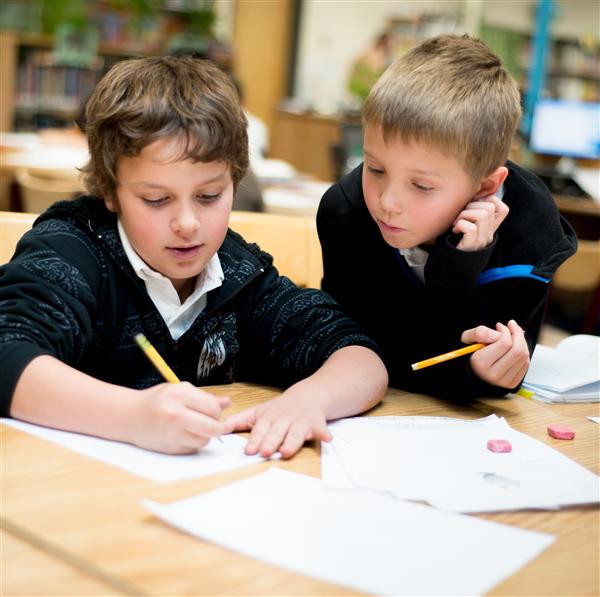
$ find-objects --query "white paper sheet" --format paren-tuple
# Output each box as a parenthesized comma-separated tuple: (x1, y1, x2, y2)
(589, 416, 600, 424)
(322, 416, 600, 512)
(143, 468, 554, 597)
(2, 418, 272, 482)
(322, 415, 507, 498)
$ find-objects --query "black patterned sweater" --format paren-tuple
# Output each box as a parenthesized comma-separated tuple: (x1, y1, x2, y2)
(0, 196, 380, 415)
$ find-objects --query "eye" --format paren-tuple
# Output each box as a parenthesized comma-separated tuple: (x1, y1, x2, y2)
(197, 192, 223, 203)
(141, 196, 168, 206)
(367, 166, 384, 177)
(413, 183, 434, 192)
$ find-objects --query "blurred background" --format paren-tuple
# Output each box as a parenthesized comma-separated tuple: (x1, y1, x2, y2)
(1, 0, 598, 335)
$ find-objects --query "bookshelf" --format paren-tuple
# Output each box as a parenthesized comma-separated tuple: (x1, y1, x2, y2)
(480, 25, 600, 103)
(0, 0, 231, 132)
(13, 41, 106, 130)
(519, 33, 600, 101)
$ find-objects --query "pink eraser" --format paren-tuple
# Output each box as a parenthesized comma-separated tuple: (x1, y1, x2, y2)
(547, 424, 575, 440)
(487, 439, 512, 453)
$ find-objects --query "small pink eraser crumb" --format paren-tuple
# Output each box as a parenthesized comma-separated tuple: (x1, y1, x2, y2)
(547, 424, 575, 440)
(487, 439, 512, 453)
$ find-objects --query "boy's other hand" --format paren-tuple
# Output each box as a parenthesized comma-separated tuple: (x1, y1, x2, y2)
(453, 195, 509, 251)
(222, 392, 332, 459)
(461, 320, 530, 389)
(131, 382, 230, 454)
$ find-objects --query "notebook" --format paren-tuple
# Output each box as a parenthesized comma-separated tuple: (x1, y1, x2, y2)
(522, 334, 600, 403)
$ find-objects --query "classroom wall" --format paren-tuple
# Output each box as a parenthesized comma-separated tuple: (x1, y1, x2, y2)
(293, 0, 463, 114)
(292, 0, 600, 114)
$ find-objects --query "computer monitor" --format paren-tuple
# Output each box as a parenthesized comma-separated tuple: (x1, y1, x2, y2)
(529, 99, 600, 159)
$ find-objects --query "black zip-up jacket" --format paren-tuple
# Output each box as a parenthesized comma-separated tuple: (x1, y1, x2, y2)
(0, 196, 379, 415)
(317, 162, 577, 402)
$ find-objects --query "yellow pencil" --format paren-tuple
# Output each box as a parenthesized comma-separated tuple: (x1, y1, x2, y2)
(411, 343, 486, 371)
(135, 333, 180, 383)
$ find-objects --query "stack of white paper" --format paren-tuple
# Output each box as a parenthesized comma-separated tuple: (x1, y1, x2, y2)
(144, 468, 554, 596)
(321, 415, 600, 512)
(522, 334, 600, 403)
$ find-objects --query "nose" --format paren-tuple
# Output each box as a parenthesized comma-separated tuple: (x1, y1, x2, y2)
(171, 203, 200, 237)
(379, 184, 401, 214)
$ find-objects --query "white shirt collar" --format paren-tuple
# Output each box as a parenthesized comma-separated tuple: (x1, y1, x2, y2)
(118, 220, 224, 339)
(399, 246, 429, 284)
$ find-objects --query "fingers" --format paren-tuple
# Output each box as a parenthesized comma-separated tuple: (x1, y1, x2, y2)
(246, 417, 332, 459)
(279, 422, 332, 459)
(217, 395, 231, 410)
(170, 382, 227, 420)
(461, 325, 501, 345)
(174, 428, 214, 454)
(454, 195, 508, 251)
(135, 383, 230, 454)
(452, 219, 480, 251)
(469, 320, 530, 388)
(497, 320, 530, 387)
(222, 407, 257, 434)
(501, 356, 530, 389)
(179, 407, 224, 439)
(176, 386, 228, 438)
(246, 418, 289, 458)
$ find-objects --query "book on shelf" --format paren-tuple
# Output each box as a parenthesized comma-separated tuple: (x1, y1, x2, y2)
(522, 334, 600, 403)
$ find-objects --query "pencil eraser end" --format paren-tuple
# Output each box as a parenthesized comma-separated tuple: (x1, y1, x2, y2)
(411, 364, 418, 371)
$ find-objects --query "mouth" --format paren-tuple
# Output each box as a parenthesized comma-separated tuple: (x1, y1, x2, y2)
(167, 245, 202, 259)
(378, 220, 407, 234)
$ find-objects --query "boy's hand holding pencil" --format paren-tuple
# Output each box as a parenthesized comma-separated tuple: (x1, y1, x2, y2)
(412, 320, 530, 390)
(133, 334, 229, 454)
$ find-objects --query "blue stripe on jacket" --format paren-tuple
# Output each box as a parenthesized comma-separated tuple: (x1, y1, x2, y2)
(477, 265, 550, 285)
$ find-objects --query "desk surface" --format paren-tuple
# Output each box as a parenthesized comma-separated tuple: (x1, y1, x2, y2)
(554, 194, 600, 217)
(2, 384, 599, 596)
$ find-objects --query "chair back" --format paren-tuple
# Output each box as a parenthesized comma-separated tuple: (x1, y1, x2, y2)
(553, 239, 600, 292)
(15, 168, 83, 214)
(0, 211, 38, 264)
(228, 211, 323, 288)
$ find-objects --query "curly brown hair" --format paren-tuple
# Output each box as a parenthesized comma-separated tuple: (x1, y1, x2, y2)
(80, 56, 248, 203)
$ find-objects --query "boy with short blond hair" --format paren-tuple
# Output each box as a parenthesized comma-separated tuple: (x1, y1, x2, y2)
(0, 56, 388, 458)
(318, 34, 576, 401)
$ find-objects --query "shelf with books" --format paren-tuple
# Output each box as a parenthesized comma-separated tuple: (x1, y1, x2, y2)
(12, 39, 114, 131)
(519, 33, 600, 101)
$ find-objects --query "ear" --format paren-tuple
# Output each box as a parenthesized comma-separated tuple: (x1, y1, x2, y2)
(473, 166, 508, 199)
(103, 194, 118, 213)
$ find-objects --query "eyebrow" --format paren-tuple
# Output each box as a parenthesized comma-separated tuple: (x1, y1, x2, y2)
(363, 151, 442, 178)
(131, 172, 228, 189)
(408, 169, 442, 178)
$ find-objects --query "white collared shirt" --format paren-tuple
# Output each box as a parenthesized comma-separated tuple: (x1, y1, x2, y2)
(399, 246, 429, 283)
(118, 220, 224, 340)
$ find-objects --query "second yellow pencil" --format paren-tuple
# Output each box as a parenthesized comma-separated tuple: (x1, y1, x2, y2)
(411, 343, 485, 371)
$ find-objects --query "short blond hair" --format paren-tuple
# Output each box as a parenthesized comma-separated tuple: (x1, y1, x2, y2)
(81, 56, 248, 201)
(362, 34, 521, 181)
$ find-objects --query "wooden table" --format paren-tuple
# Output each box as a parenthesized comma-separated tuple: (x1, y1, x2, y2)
(2, 384, 599, 596)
